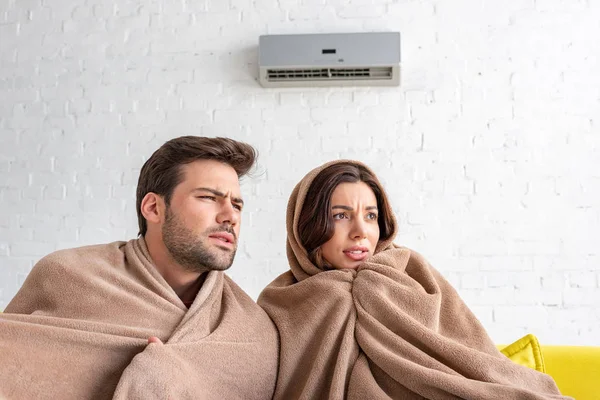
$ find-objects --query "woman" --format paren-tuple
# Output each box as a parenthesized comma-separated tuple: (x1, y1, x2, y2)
(258, 160, 568, 400)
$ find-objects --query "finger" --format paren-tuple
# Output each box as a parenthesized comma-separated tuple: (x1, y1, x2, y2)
(147, 336, 163, 345)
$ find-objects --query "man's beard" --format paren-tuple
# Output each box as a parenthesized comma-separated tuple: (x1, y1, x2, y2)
(162, 207, 237, 273)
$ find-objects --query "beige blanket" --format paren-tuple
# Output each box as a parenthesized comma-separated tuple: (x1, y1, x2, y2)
(0, 238, 278, 399)
(258, 159, 570, 400)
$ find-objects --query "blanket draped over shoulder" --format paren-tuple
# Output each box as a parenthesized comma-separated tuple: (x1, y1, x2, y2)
(258, 159, 569, 400)
(0, 238, 278, 400)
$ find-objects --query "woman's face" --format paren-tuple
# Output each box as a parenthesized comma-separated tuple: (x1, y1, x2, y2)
(320, 182, 380, 270)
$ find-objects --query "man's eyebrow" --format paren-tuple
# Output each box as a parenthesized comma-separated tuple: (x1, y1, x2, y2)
(193, 187, 244, 205)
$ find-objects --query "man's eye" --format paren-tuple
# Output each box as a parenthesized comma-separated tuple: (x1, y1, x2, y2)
(198, 196, 216, 201)
(233, 204, 242, 211)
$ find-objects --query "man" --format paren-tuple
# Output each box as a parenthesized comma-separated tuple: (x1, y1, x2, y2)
(0, 136, 278, 399)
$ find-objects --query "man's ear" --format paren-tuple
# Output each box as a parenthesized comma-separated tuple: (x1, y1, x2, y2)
(140, 192, 165, 226)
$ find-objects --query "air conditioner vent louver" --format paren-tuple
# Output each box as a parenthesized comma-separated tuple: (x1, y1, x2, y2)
(266, 67, 393, 82)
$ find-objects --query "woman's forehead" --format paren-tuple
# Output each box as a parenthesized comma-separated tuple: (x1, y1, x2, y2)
(331, 182, 377, 204)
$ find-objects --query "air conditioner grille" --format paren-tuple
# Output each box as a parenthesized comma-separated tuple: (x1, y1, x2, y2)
(266, 67, 393, 81)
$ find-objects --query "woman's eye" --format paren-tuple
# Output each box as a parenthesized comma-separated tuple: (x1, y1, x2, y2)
(366, 213, 378, 220)
(333, 213, 347, 220)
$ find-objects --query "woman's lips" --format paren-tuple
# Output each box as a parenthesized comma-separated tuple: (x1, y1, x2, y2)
(344, 251, 368, 261)
(343, 246, 369, 261)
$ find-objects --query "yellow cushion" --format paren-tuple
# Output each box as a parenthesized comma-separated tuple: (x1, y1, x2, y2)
(499, 333, 546, 373)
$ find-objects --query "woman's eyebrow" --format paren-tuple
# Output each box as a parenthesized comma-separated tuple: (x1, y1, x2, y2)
(332, 205, 353, 211)
(331, 205, 378, 210)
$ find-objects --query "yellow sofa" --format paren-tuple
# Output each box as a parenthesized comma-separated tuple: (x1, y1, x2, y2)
(499, 334, 600, 399)
(541, 345, 600, 399)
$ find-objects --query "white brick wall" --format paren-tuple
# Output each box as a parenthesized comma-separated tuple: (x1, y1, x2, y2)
(1, 0, 599, 345)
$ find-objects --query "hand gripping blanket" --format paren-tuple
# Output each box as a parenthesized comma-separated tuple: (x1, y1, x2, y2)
(258, 160, 569, 400)
(0, 238, 278, 399)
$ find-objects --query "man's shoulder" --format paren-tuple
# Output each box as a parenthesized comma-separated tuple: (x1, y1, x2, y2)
(5, 240, 134, 313)
(36, 241, 129, 270)
(222, 274, 253, 300)
(221, 274, 278, 338)
(222, 274, 268, 311)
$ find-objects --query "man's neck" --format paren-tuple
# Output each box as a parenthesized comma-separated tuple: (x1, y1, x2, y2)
(143, 233, 206, 304)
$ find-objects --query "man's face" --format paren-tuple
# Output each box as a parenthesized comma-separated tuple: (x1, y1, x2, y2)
(161, 159, 243, 273)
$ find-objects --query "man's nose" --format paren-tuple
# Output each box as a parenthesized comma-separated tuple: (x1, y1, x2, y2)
(216, 201, 239, 226)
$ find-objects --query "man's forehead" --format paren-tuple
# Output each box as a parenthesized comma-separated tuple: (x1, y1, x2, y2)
(179, 161, 241, 193)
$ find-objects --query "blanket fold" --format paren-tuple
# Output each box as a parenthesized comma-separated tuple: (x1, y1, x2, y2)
(0, 238, 277, 400)
(258, 159, 570, 400)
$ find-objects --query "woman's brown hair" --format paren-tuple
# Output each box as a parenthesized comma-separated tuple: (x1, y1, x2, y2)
(136, 136, 256, 236)
(297, 162, 396, 269)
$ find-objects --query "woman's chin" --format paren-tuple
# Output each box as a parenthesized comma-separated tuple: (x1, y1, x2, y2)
(332, 262, 360, 270)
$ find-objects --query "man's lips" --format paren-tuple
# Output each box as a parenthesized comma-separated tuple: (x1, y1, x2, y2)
(343, 246, 369, 261)
(208, 232, 235, 245)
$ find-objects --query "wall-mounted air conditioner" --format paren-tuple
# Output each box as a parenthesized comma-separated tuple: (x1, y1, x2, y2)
(258, 32, 401, 88)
